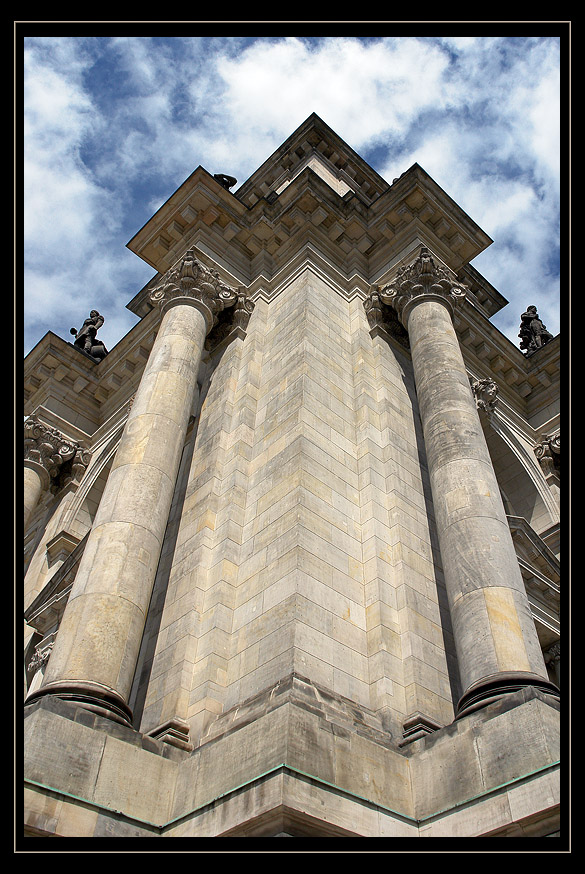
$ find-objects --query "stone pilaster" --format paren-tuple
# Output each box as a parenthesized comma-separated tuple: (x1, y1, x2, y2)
(27, 250, 247, 726)
(375, 248, 559, 717)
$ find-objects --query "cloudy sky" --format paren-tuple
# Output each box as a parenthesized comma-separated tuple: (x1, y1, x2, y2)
(22, 26, 565, 357)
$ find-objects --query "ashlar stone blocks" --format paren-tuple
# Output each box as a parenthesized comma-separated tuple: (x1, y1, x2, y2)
(136, 266, 454, 749)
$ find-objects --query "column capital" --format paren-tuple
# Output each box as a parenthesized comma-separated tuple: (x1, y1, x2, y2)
(149, 248, 243, 334)
(24, 417, 89, 493)
(376, 247, 467, 328)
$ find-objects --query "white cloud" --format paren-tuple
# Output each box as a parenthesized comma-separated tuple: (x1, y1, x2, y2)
(212, 37, 452, 168)
(22, 34, 562, 356)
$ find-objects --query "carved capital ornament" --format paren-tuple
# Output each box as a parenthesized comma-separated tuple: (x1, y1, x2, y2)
(375, 247, 467, 328)
(363, 287, 410, 349)
(24, 417, 90, 492)
(149, 248, 244, 334)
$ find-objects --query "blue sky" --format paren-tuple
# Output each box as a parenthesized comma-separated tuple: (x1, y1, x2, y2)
(22, 28, 564, 356)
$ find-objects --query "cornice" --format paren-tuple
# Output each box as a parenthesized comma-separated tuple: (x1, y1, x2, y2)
(126, 160, 494, 292)
(126, 165, 248, 272)
(234, 112, 391, 208)
(124, 118, 496, 312)
(24, 313, 160, 434)
(24, 333, 102, 427)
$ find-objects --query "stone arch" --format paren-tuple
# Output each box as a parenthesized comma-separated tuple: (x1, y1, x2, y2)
(479, 413, 558, 535)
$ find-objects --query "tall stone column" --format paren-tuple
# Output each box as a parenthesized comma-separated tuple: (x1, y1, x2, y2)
(24, 464, 49, 529)
(24, 417, 79, 527)
(376, 248, 559, 717)
(27, 250, 243, 726)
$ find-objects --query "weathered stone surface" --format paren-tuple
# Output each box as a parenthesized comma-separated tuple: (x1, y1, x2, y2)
(23, 115, 561, 841)
(23, 681, 559, 838)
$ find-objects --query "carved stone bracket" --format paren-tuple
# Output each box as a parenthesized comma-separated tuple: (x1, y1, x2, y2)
(374, 247, 467, 329)
(544, 641, 560, 686)
(24, 417, 91, 493)
(149, 248, 250, 334)
(205, 289, 255, 352)
(470, 377, 499, 415)
(534, 433, 561, 480)
(544, 641, 560, 667)
(534, 433, 560, 476)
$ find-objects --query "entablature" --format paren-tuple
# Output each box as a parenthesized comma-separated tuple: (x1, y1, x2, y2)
(24, 333, 102, 434)
(124, 114, 496, 316)
(235, 112, 390, 209)
(126, 157, 494, 300)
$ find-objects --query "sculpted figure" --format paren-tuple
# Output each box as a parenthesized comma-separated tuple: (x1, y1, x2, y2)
(70, 310, 108, 361)
(470, 377, 499, 414)
(518, 305, 554, 355)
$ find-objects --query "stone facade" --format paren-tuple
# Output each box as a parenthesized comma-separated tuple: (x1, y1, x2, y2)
(23, 115, 561, 841)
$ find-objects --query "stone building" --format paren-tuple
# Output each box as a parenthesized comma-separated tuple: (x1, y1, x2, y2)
(23, 114, 561, 840)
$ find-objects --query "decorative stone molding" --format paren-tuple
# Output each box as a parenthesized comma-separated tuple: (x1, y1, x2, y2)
(470, 377, 499, 415)
(149, 248, 246, 333)
(147, 717, 193, 753)
(45, 531, 82, 566)
(534, 433, 560, 477)
(374, 247, 467, 329)
(399, 711, 443, 747)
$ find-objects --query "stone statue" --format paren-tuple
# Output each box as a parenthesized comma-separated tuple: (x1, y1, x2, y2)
(518, 305, 554, 355)
(213, 173, 237, 190)
(70, 310, 108, 362)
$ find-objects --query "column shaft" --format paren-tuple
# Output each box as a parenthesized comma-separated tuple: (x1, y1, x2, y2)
(24, 463, 48, 528)
(406, 296, 557, 715)
(29, 301, 207, 724)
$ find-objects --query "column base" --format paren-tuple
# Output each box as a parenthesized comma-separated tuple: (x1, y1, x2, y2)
(456, 672, 560, 719)
(25, 682, 134, 728)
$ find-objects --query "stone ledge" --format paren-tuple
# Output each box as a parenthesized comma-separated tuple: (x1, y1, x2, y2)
(408, 686, 560, 822)
(23, 684, 561, 838)
(199, 672, 396, 751)
(24, 695, 187, 761)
